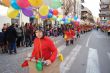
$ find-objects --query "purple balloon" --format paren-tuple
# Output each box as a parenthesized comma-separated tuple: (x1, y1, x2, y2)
(22, 7, 33, 17)
(40, 15, 47, 19)
(49, 9, 53, 14)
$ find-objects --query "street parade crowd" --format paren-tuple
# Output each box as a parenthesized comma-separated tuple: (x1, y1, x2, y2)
(100, 25, 110, 36)
(0, 22, 94, 55)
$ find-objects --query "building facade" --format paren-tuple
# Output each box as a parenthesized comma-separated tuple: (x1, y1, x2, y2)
(81, 0, 94, 23)
(99, 0, 110, 25)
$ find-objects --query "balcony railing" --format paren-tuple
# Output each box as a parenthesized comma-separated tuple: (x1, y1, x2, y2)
(99, 14, 110, 17)
(100, 8, 110, 11)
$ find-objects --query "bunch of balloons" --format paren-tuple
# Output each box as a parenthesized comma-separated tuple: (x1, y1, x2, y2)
(2, 0, 62, 19)
(56, 15, 79, 25)
(39, 9, 59, 19)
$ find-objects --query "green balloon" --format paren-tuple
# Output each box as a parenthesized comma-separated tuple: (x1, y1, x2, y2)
(36, 60, 43, 71)
(61, 21, 64, 24)
(57, 18, 61, 21)
(50, 0, 62, 9)
(52, 16, 57, 20)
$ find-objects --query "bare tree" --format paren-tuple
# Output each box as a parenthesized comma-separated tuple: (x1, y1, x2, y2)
(62, 0, 75, 15)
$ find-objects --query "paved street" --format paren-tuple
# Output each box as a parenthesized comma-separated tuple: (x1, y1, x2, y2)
(0, 30, 110, 73)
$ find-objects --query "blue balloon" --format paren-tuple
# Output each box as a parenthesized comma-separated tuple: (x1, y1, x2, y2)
(74, 16, 78, 21)
(64, 19, 71, 24)
(62, 18, 65, 21)
(31, 16, 35, 18)
(48, 13, 53, 18)
(11, 0, 20, 10)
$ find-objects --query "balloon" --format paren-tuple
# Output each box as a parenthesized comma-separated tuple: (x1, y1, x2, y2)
(53, 9, 58, 16)
(28, 0, 43, 7)
(7, 7, 19, 18)
(58, 15, 63, 18)
(11, 0, 20, 10)
(57, 18, 60, 21)
(71, 18, 74, 21)
(60, 21, 64, 24)
(17, 0, 30, 8)
(57, 18, 62, 21)
(52, 15, 57, 20)
(77, 18, 80, 22)
(49, 9, 53, 14)
(74, 16, 78, 21)
(22, 7, 33, 17)
(30, 16, 35, 18)
(50, 0, 62, 9)
(62, 18, 65, 21)
(39, 5, 49, 16)
(40, 15, 47, 19)
(48, 13, 53, 18)
(64, 20, 70, 24)
(2, 0, 10, 7)
(68, 18, 71, 21)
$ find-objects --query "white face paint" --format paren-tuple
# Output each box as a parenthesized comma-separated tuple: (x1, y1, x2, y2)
(35, 30, 43, 38)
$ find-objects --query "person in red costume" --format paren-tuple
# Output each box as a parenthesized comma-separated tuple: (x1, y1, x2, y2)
(31, 27, 58, 65)
(64, 29, 71, 46)
(69, 28, 75, 44)
(22, 27, 58, 67)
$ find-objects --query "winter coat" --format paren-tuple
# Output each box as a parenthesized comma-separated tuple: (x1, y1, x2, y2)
(0, 32, 4, 43)
(6, 26, 17, 42)
(15, 27, 22, 37)
(31, 36, 57, 63)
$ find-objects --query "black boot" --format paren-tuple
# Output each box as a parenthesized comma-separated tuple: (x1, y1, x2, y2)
(66, 41, 69, 46)
(70, 40, 74, 44)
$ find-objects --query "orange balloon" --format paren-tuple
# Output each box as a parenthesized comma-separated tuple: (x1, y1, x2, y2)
(2, 0, 10, 7)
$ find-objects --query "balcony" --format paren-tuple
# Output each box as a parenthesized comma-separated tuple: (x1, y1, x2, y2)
(100, 0, 110, 5)
(100, 11, 110, 14)
(100, 9, 110, 12)
(99, 14, 110, 17)
(81, 0, 84, 3)
(100, 4, 110, 9)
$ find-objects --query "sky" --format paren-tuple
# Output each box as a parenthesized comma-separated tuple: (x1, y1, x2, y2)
(84, 0, 100, 18)
(0, 5, 8, 16)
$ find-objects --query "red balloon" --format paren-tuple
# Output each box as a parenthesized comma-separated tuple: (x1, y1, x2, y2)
(53, 9, 58, 16)
(75, 21, 79, 27)
(17, 0, 30, 8)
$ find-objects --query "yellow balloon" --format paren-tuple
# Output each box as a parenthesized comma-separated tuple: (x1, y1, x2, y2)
(71, 18, 74, 21)
(58, 15, 63, 18)
(39, 5, 49, 16)
(7, 7, 19, 18)
(68, 18, 71, 21)
(28, 0, 43, 7)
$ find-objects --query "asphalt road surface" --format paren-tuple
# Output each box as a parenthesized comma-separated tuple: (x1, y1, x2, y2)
(0, 30, 110, 73)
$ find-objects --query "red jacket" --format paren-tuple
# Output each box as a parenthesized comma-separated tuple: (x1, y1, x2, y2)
(64, 30, 71, 40)
(70, 30, 75, 38)
(32, 36, 57, 63)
